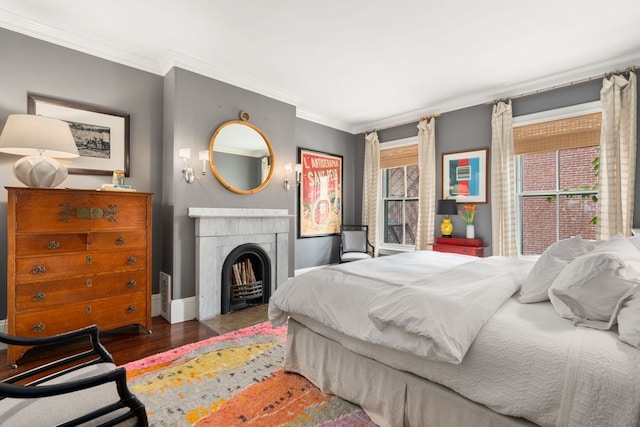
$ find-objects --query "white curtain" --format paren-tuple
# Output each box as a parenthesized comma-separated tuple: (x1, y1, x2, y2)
(491, 101, 518, 257)
(362, 131, 380, 254)
(416, 118, 436, 250)
(598, 71, 637, 239)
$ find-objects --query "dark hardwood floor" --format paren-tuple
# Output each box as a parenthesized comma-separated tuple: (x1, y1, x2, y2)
(0, 304, 269, 381)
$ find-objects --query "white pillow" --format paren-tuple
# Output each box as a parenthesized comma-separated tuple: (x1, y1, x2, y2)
(548, 233, 640, 329)
(618, 287, 640, 348)
(519, 235, 593, 303)
(628, 235, 640, 251)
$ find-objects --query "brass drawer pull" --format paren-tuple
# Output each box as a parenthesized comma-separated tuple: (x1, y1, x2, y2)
(47, 241, 60, 250)
(86, 305, 92, 314)
(116, 236, 126, 245)
(86, 255, 92, 264)
(127, 280, 137, 288)
(86, 279, 93, 287)
(32, 264, 46, 275)
(32, 322, 45, 333)
(127, 305, 136, 313)
(32, 292, 46, 302)
(127, 256, 137, 265)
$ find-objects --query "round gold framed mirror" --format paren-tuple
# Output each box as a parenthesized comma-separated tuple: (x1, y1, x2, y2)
(209, 111, 275, 194)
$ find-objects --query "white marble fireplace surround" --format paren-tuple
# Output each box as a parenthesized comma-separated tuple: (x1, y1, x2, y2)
(188, 208, 290, 320)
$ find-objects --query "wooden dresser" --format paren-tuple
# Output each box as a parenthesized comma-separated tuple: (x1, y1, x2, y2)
(6, 187, 152, 366)
(432, 236, 485, 257)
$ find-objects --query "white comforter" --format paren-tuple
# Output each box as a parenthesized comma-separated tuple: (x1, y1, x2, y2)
(270, 251, 532, 363)
(269, 251, 640, 427)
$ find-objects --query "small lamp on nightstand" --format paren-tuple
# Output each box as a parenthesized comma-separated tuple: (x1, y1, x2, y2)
(437, 199, 458, 237)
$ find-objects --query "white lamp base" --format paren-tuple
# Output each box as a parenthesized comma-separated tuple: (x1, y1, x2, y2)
(13, 156, 69, 188)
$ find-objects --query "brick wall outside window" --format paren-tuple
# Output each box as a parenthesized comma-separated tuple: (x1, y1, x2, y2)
(520, 145, 598, 255)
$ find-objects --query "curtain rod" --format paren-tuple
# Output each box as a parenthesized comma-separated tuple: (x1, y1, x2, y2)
(490, 65, 638, 105)
(366, 113, 441, 134)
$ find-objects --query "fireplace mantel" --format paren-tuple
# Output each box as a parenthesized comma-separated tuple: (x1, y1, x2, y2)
(188, 208, 290, 320)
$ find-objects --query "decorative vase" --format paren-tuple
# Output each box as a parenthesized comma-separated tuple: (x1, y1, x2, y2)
(466, 224, 475, 239)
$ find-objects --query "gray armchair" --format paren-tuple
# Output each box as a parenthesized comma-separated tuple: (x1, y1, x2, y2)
(0, 324, 148, 426)
(339, 224, 375, 263)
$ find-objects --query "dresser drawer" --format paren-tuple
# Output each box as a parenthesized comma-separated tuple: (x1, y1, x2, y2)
(15, 248, 148, 283)
(14, 190, 149, 233)
(433, 244, 484, 257)
(15, 270, 147, 312)
(13, 292, 148, 338)
(16, 233, 87, 256)
(89, 194, 149, 231)
(15, 191, 92, 233)
(89, 230, 147, 250)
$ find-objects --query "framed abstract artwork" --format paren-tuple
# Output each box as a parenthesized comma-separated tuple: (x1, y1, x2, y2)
(28, 93, 130, 176)
(298, 148, 343, 237)
(442, 148, 488, 203)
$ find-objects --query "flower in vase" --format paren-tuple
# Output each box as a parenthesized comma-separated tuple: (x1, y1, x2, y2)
(459, 204, 477, 224)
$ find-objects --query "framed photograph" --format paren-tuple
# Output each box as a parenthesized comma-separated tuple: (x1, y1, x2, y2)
(298, 148, 343, 237)
(28, 94, 130, 176)
(442, 147, 488, 203)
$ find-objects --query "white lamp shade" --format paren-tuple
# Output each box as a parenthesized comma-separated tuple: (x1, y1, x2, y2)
(0, 114, 79, 188)
(198, 150, 208, 161)
(0, 114, 79, 158)
(178, 148, 191, 159)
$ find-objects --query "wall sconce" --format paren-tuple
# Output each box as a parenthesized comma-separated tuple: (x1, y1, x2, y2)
(284, 162, 292, 191)
(0, 114, 80, 188)
(180, 148, 209, 183)
(295, 163, 302, 185)
(284, 163, 302, 191)
(198, 150, 208, 176)
(179, 148, 195, 183)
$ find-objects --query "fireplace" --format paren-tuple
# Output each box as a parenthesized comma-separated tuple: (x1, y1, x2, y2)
(188, 208, 290, 320)
(221, 243, 271, 314)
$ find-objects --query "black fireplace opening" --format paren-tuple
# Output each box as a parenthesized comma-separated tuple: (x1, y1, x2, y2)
(221, 243, 271, 314)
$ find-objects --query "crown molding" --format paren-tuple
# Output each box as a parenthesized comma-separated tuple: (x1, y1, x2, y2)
(0, 11, 161, 75)
(353, 52, 640, 134)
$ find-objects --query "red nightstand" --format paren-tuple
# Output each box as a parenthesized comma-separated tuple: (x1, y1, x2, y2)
(433, 237, 485, 257)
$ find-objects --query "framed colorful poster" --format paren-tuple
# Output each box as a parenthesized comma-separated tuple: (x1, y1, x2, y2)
(442, 148, 488, 203)
(28, 93, 130, 176)
(298, 148, 343, 237)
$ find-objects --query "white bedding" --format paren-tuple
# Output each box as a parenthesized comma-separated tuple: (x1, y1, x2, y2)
(269, 251, 640, 427)
(271, 251, 531, 363)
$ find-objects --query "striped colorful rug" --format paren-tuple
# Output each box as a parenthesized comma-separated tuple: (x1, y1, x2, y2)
(123, 321, 378, 426)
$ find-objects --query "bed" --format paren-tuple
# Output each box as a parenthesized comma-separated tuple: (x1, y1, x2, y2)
(269, 243, 640, 427)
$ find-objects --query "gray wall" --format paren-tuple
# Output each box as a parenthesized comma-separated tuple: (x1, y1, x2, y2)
(294, 119, 359, 268)
(0, 28, 164, 319)
(165, 67, 297, 299)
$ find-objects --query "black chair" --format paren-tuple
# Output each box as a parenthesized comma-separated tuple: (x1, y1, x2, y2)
(0, 324, 148, 426)
(339, 224, 375, 263)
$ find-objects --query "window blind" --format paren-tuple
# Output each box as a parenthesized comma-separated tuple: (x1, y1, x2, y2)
(514, 112, 601, 155)
(380, 144, 418, 168)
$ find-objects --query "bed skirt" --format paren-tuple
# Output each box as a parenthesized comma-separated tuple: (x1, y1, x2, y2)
(284, 318, 536, 427)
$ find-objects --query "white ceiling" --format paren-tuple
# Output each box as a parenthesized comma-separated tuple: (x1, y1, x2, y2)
(1, 0, 639, 134)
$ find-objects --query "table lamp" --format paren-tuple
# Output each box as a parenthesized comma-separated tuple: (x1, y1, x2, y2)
(0, 114, 79, 188)
(436, 199, 457, 237)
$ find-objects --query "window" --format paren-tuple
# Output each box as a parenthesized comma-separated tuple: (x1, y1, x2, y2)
(379, 137, 419, 248)
(514, 103, 600, 256)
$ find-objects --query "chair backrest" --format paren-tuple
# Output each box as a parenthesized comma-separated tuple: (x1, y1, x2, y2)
(341, 225, 369, 253)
